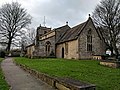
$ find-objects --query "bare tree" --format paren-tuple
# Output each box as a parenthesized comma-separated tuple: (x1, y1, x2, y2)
(92, 0, 120, 56)
(9, 27, 36, 51)
(25, 27, 36, 45)
(0, 2, 31, 52)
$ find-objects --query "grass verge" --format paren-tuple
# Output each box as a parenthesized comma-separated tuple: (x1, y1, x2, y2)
(14, 57, 120, 90)
(0, 58, 9, 90)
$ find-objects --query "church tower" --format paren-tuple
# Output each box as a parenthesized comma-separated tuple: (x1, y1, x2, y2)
(36, 24, 51, 46)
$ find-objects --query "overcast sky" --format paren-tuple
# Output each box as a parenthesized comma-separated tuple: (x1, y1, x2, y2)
(0, 0, 101, 29)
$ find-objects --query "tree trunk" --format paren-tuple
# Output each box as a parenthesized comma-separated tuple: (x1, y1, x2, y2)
(6, 38, 12, 52)
(112, 39, 119, 57)
(110, 47, 114, 56)
(114, 45, 119, 58)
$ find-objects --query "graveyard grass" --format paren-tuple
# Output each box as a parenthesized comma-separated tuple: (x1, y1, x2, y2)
(14, 57, 120, 90)
(0, 58, 9, 90)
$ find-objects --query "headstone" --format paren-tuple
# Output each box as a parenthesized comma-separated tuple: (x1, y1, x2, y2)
(106, 49, 111, 56)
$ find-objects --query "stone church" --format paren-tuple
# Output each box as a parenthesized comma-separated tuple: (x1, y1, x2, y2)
(26, 16, 106, 59)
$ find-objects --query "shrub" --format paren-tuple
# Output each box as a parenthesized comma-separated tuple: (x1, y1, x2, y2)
(0, 51, 5, 58)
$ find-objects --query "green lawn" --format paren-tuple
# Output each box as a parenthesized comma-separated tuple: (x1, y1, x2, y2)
(14, 57, 120, 90)
(0, 58, 9, 90)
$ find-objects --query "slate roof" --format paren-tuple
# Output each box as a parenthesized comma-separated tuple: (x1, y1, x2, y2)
(55, 25, 71, 43)
(57, 21, 87, 44)
(54, 25, 70, 31)
(56, 17, 103, 44)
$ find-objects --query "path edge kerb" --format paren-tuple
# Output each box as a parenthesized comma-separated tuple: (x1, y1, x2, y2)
(13, 60, 96, 90)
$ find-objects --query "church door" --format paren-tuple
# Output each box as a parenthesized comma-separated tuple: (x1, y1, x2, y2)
(62, 48, 64, 58)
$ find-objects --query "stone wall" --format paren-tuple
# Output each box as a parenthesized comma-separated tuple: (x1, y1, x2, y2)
(78, 19, 106, 59)
(56, 43, 64, 58)
(26, 45, 35, 58)
(56, 40, 79, 59)
(37, 26, 51, 36)
(39, 31, 55, 40)
(100, 61, 120, 68)
(34, 18, 106, 59)
(37, 35, 56, 57)
(56, 18, 106, 60)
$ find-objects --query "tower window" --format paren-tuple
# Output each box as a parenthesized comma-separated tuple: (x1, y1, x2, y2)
(44, 31, 47, 34)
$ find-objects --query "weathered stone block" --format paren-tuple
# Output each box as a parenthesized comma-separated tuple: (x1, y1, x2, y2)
(56, 82, 70, 90)
(55, 78, 96, 90)
(100, 60, 120, 68)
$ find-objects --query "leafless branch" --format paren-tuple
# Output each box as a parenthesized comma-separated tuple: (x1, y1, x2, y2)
(0, 2, 31, 51)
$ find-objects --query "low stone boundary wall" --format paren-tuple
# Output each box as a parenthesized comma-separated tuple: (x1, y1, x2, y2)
(15, 62, 96, 90)
(100, 60, 120, 68)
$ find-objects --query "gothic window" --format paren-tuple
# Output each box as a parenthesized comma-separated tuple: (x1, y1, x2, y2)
(45, 41, 51, 55)
(87, 29, 92, 51)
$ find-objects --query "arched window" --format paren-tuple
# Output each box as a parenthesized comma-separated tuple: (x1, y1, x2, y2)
(44, 31, 47, 34)
(45, 41, 51, 55)
(87, 29, 92, 51)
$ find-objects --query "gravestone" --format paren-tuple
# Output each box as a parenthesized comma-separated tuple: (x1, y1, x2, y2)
(106, 49, 111, 56)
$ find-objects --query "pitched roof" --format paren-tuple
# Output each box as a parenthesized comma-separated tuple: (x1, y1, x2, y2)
(56, 17, 103, 44)
(57, 21, 87, 44)
(55, 25, 71, 43)
(54, 25, 70, 31)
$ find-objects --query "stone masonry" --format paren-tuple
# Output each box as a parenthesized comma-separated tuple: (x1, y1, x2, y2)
(26, 16, 106, 59)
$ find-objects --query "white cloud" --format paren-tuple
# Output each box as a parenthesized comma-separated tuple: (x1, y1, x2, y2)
(0, 0, 101, 29)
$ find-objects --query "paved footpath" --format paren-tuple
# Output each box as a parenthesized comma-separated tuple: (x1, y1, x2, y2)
(1, 57, 56, 90)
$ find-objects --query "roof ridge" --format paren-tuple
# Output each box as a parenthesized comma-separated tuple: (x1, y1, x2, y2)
(54, 25, 70, 30)
(56, 21, 87, 44)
